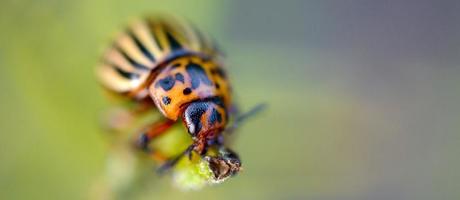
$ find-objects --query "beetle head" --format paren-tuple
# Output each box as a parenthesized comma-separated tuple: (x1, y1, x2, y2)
(182, 100, 227, 139)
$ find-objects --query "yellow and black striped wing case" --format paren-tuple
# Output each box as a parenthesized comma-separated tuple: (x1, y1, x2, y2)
(97, 16, 221, 98)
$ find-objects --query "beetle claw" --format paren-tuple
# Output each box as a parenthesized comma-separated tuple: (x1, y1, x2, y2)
(136, 133, 150, 151)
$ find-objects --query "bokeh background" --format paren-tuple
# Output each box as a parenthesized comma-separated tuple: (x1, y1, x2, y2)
(1, 0, 459, 199)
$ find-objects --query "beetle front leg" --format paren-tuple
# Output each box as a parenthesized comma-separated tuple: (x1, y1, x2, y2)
(134, 118, 176, 160)
(155, 144, 196, 174)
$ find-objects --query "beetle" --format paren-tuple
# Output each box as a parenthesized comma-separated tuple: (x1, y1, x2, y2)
(97, 16, 262, 176)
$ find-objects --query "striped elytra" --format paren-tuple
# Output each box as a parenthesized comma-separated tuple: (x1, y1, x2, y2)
(97, 16, 222, 99)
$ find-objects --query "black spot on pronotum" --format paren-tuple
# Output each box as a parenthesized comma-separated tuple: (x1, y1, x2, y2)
(162, 96, 171, 105)
(175, 73, 184, 83)
(215, 83, 220, 89)
(155, 76, 175, 91)
(209, 108, 222, 125)
(183, 87, 192, 95)
(186, 63, 212, 89)
(211, 68, 227, 79)
(184, 102, 208, 135)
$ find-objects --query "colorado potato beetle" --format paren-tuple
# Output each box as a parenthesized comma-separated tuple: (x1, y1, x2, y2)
(97, 16, 263, 179)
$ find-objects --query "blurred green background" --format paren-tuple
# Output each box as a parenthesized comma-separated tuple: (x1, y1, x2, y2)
(1, 0, 460, 199)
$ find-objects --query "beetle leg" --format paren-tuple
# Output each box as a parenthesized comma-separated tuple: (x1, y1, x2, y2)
(156, 144, 195, 174)
(156, 137, 211, 174)
(134, 118, 176, 153)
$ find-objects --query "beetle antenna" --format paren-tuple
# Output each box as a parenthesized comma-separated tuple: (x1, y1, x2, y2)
(226, 103, 267, 134)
